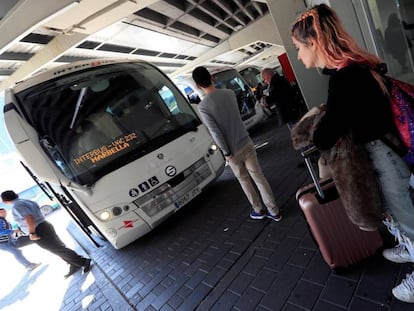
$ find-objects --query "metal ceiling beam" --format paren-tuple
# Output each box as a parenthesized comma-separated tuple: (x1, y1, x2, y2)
(211, 0, 246, 27)
(42, 0, 158, 35)
(0, 0, 160, 90)
(251, 1, 264, 16)
(155, 2, 228, 40)
(0, 0, 77, 55)
(234, 0, 255, 22)
(236, 44, 285, 68)
(0, 32, 88, 90)
(125, 17, 217, 47)
(187, 0, 237, 32)
(0, 69, 14, 76)
(171, 14, 282, 77)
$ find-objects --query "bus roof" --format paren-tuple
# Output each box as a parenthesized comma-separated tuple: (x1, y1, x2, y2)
(10, 58, 141, 93)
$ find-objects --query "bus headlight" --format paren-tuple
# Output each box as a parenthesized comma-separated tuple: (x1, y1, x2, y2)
(100, 211, 111, 221)
(208, 143, 218, 155)
(98, 204, 132, 221)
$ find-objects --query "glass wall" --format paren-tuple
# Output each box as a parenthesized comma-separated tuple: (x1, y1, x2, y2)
(365, 0, 414, 83)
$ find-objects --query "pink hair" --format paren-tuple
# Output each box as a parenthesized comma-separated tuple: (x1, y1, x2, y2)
(291, 4, 386, 91)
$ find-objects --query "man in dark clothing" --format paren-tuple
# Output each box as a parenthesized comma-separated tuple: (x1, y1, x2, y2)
(1, 190, 92, 278)
(261, 68, 304, 129)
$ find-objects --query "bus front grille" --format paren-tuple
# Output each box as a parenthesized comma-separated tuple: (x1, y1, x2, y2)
(134, 158, 212, 217)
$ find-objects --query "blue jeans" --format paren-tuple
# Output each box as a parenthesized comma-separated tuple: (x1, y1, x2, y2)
(365, 140, 414, 245)
(227, 142, 279, 215)
(0, 239, 32, 268)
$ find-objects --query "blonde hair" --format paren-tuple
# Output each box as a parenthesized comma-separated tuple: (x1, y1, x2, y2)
(291, 4, 386, 92)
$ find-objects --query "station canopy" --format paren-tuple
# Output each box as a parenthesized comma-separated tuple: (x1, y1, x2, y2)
(0, 0, 286, 90)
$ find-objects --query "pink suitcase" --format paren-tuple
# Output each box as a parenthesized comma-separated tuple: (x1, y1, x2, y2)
(296, 147, 383, 269)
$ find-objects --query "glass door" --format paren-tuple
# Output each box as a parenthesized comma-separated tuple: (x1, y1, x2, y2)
(358, 0, 414, 83)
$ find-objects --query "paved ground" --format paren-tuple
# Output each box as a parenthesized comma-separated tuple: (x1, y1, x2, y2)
(1, 116, 414, 311)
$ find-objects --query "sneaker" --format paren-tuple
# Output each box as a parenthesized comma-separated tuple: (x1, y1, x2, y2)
(266, 212, 282, 222)
(26, 262, 41, 271)
(64, 265, 81, 279)
(250, 210, 266, 220)
(392, 272, 414, 303)
(383, 244, 414, 263)
(83, 259, 92, 274)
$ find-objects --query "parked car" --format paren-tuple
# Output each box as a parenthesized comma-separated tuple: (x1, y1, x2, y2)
(18, 185, 60, 216)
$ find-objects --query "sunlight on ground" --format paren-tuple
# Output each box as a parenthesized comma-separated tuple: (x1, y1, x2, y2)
(0, 209, 92, 311)
(81, 272, 95, 291)
(81, 294, 95, 309)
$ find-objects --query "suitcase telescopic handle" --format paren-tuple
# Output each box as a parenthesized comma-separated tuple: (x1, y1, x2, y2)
(301, 146, 325, 199)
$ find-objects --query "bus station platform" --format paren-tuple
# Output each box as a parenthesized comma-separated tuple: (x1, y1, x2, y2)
(1, 116, 413, 311)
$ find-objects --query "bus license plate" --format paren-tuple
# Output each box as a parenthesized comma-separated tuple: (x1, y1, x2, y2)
(175, 187, 201, 208)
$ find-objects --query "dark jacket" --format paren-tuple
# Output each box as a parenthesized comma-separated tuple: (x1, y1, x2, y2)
(0, 217, 13, 243)
(313, 64, 395, 150)
(266, 73, 302, 123)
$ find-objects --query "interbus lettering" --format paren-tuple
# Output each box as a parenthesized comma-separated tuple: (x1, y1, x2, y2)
(73, 133, 138, 165)
(73, 142, 130, 165)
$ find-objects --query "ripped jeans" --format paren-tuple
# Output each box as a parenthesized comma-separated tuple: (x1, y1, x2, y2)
(365, 140, 414, 259)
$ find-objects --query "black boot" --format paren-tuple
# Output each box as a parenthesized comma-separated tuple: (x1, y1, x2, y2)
(82, 258, 92, 274)
(64, 265, 81, 278)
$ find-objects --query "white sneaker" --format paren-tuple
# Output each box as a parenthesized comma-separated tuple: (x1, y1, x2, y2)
(392, 272, 414, 303)
(383, 245, 414, 263)
(26, 262, 41, 271)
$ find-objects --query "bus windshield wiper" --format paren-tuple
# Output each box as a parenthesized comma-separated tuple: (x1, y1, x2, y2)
(69, 87, 87, 129)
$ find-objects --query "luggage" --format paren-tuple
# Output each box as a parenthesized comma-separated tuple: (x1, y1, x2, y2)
(296, 146, 383, 269)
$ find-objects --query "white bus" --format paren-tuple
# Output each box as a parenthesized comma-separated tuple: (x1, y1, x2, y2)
(175, 67, 266, 130)
(3, 59, 225, 249)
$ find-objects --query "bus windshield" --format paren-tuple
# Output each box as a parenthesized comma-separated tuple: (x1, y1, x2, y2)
(212, 69, 257, 121)
(14, 62, 200, 186)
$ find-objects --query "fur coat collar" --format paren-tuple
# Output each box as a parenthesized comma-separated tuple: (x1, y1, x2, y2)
(291, 109, 383, 231)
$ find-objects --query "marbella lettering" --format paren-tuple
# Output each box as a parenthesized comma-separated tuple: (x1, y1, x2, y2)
(74, 143, 129, 165)
(73, 133, 138, 165)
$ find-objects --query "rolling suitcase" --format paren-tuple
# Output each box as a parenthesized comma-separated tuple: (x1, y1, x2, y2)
(296, 146, 383, 269)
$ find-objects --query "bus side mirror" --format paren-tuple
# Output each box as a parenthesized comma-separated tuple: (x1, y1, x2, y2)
(4, 108, 91, 195)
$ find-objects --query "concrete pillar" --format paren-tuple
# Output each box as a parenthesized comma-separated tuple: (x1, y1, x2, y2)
(266, 0, 329, 110)
(266, 0, 377, 109)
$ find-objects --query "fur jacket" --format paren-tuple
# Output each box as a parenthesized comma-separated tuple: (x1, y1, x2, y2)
(291, 108, 383, 231)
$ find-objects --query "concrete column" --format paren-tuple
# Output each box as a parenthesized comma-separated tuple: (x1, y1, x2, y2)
(266, 0, 329, 109)
(266, 0, 377, 109)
